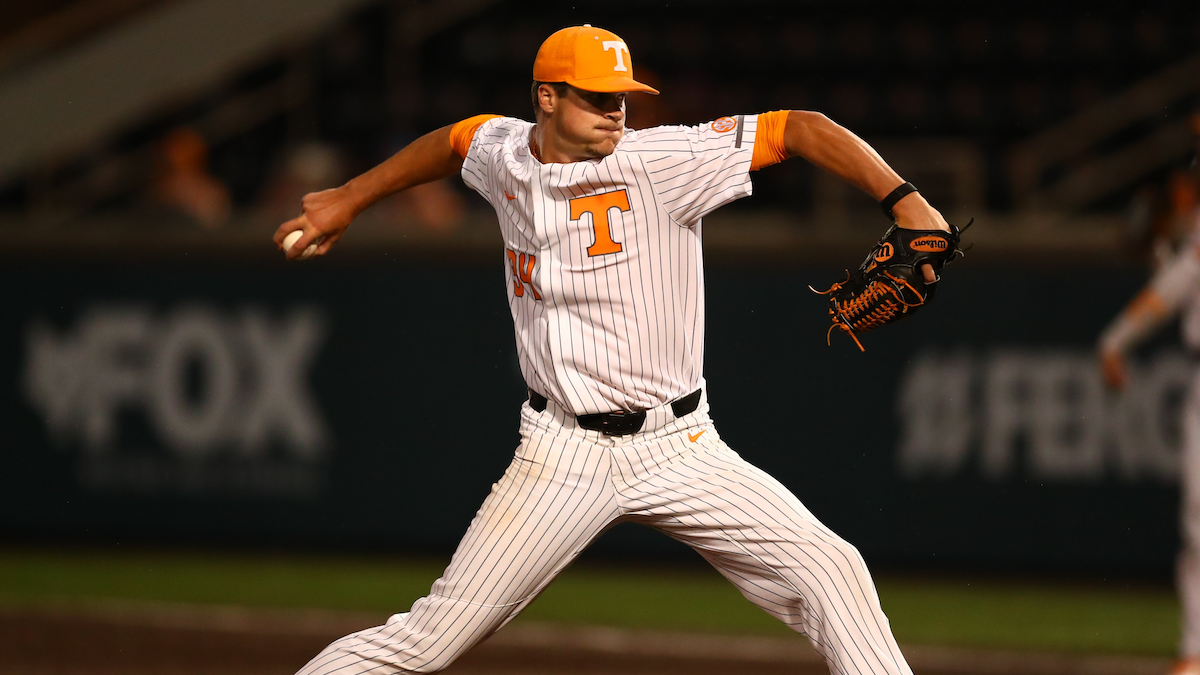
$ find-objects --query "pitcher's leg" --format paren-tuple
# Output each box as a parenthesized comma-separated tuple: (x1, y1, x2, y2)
(299, 431, 619, 674)
(625, 432, 909, 675)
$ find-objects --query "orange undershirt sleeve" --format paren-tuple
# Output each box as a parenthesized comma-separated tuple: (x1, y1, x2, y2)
(449, 114, 503, 158)
(751, 110, 791, 171)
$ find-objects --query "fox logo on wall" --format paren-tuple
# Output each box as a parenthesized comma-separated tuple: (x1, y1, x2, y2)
(22, 304, 330, 496)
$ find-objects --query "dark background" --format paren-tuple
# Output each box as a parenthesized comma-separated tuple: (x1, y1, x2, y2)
(1, 0, 1197, 579)
(1, 252, 1179, 574)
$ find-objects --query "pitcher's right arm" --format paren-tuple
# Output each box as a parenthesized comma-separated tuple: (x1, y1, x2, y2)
(273, 123, 463, 259)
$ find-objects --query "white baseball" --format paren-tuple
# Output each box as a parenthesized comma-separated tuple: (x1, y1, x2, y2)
(283, 230, 321, 260)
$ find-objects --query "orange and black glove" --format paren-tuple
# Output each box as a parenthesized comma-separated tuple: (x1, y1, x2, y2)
(812, 220, 971, 351)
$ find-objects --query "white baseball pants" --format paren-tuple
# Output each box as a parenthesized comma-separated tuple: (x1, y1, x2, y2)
(298, 392, 912, 675)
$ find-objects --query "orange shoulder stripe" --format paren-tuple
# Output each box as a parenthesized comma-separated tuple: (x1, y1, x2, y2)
(449, 114, 503, 158)
(751, 110, 790, 171)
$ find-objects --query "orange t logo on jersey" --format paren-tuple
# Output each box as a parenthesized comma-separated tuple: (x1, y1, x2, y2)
(570, 190, 630, 257)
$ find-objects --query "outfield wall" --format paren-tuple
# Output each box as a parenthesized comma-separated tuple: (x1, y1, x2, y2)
(1, 251, 1184, 572)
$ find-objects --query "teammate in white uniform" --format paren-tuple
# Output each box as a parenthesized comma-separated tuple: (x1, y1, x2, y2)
(1100, 202, 1200, 675)
(276, 25, 951, 675)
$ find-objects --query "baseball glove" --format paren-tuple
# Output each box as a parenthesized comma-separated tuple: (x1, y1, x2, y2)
(811, 220, 971, 351)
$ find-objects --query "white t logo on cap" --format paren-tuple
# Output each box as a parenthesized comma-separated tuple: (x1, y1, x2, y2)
(601, 41, 629, 72)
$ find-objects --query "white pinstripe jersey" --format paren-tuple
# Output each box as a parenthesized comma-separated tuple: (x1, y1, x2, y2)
(460, 114, 760, 415)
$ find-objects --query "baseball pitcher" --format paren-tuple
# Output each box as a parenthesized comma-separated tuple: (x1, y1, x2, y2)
(276, 25, 961, 675)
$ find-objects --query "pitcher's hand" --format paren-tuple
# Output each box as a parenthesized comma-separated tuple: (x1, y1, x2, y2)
(273, 186, 360, 260)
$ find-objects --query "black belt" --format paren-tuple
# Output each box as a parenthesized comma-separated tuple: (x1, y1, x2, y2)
(528, 388, 702, 436)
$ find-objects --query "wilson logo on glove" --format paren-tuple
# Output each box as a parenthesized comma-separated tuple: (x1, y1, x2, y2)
(811, 219, 972, 351)
(909, 236, 949, 252)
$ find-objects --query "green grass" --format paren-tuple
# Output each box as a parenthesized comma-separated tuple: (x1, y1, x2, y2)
(876, 579, 1177, 656)
(0, 550, 1179, 656)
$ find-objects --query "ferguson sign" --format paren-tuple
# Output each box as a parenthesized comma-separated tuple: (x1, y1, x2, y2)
(897, 349, 1189, 483)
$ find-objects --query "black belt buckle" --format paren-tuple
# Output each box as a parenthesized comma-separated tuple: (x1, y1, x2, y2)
(577, 410, 647, 436)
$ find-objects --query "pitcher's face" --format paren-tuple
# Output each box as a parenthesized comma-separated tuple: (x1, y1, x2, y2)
(548, 86, 627, 159)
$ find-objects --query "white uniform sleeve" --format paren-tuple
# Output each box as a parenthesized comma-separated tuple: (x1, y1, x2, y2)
(636, 115, 758, 226)
(459, 117, 512, 203)
(1098, 242, 1200, 354)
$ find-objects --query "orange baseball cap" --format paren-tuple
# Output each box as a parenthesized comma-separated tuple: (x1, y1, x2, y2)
(533, 25, 659, 95)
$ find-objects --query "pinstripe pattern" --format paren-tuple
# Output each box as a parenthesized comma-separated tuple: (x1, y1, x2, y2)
(298, 115, 913, 675)
(298, 397, 912, 675)
(461, 116, 757, 416)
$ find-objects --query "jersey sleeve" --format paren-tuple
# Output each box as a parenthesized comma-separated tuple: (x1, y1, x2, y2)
(450, 114, 502, 158)
(751, 110, 790, 171)
(457, 115, 508, 202)
(636, 115, 759, 226)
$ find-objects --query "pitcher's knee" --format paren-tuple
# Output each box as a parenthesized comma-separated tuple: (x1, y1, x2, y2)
(807, 530, 868, 571)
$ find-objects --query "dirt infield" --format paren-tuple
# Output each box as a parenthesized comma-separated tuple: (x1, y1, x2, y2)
(0, 602, 1170, 675)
